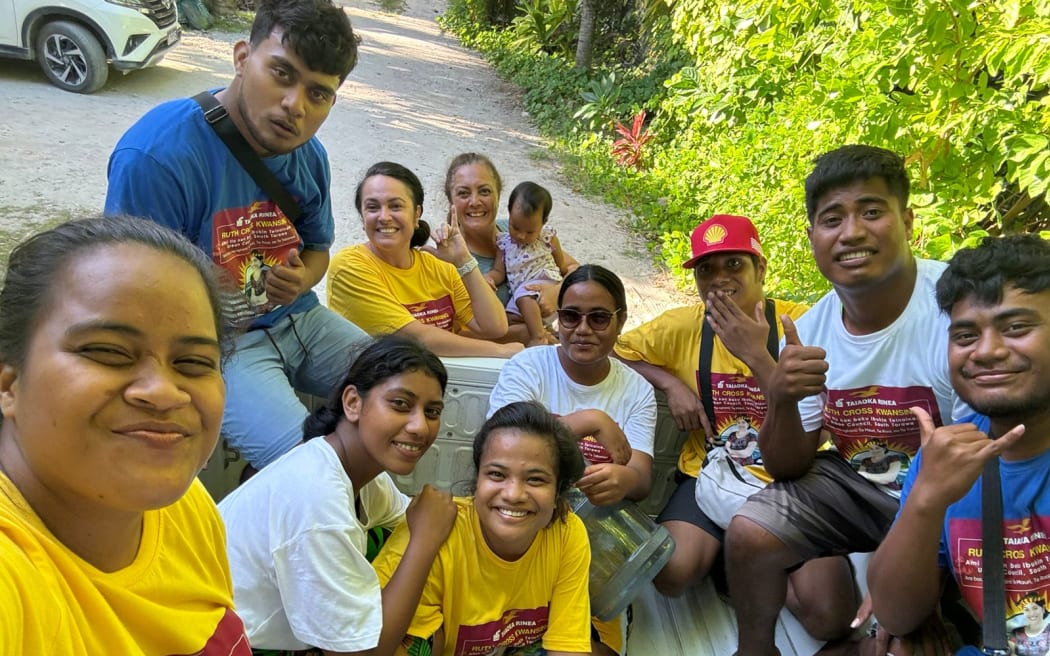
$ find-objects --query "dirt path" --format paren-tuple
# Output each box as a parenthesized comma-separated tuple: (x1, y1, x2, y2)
(0, 0, 689, 325)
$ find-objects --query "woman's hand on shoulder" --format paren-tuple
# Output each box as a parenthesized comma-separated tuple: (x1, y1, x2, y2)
(405, 484, 457, 551)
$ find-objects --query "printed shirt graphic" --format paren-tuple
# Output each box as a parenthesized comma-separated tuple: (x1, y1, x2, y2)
(212, 200, 302, 324)
(698, 372, 768, 475)
(822, 385, 938, 492)
(455, 607, 550, 655)
(405, 296, 457, 331)
(948, 515, 1050, 644)
(187, 608, 252, 656)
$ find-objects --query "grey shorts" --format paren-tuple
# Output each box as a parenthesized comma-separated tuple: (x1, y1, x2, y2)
(656, 472, 725, 542)
(736, 452, 898, 561)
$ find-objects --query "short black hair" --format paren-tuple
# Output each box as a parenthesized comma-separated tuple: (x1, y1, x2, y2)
(508, 181, 553, 223)
(936, 234, 1050, 313)
(804, 145, 910, 222)
(249, 0, 360, 84)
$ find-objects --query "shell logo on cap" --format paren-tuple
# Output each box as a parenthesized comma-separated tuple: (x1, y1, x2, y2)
(703, 224, 727, 245)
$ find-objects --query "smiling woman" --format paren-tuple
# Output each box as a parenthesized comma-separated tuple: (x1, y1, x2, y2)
(0, 215, 250, 653)
(487, 264, 657, 656)
(218, 334, 458, 654)
(372, 400, 591, 656)
(327, 161, 522, 358)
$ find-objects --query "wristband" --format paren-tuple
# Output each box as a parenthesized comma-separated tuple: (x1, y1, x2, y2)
(456, 257, 479, 277)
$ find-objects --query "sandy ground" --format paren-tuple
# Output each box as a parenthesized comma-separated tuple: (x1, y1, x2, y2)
(0, 0, 690, 326)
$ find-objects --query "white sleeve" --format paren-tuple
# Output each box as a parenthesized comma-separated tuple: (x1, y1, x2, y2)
(621, 376, 657, 456)
(273, 527, 383, 652)
(797, 392, 828, 433)
(367, 473, 411, 529)
(488, 351, 542, 417)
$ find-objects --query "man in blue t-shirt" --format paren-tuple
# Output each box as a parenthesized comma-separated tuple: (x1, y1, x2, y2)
(105, 0, 370, 471)
(869, 234, 1050, 654)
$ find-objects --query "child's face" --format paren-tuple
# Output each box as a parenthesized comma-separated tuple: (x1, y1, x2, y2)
(1025, 602, 1044, 624)
(474, 428, 559, 561)
(508, 202, 545, 246)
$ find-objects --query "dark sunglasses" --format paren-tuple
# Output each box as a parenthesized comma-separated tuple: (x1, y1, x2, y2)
(556, 308, 621, 331)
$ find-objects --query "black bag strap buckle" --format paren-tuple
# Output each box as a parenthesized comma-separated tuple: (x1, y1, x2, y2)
(193, 90, 227, 124)
(202, 103, 227, 125)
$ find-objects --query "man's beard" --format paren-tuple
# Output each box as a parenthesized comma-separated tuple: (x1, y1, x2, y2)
(962, 385, 1050, 423)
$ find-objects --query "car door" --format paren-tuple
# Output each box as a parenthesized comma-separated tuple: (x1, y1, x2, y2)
(0, 0, 17, 47)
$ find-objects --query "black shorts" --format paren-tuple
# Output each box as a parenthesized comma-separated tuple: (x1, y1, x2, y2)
(655, 471, 725, 542)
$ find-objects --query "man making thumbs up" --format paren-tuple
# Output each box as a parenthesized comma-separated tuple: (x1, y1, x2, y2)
(614, 213, 854, 625)
(724, 145, 973, 656)
(869, 234, 1050, 655)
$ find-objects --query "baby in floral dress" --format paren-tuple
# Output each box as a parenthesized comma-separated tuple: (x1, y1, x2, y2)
(484, 181, 578, 346)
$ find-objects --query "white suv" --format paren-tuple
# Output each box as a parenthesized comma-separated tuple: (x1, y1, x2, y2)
(0, 0, 181, 93)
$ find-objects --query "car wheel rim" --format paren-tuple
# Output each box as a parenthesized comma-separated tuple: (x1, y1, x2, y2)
(43, 34, 88, 87)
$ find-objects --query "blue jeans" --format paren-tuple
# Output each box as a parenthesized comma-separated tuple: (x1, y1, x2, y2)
(221, 305, 370, 468)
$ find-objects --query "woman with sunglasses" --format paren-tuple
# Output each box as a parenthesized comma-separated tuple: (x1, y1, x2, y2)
(487, 264, 656, 656)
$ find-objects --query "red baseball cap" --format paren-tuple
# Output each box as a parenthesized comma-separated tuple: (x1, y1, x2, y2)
(682, 214, 764, 269)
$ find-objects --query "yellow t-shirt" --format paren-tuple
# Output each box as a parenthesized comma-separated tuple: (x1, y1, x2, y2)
(614, 299, 808, 479)
(327, 243, 474, 336)
(373, 498, 592, 656)
(0, 476, 249, 655)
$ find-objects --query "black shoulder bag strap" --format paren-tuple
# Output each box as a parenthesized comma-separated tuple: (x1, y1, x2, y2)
(191, 91, 302, 222)
(981, 453, 1009, 655)
(698, 298, 780, 429)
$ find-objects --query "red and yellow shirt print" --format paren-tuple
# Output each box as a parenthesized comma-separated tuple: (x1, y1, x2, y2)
(211, 200, 301, 316)
(405, 295, 457, 331)
(454, 606, 550, 656)
(824, 385, 940, 492)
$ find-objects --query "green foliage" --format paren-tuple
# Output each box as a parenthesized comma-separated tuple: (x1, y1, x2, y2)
(573, 73, 623, 132)
(655, 0, 1050, 298)
(440, 0, 1050, 301)
(510, 0, 576, 57)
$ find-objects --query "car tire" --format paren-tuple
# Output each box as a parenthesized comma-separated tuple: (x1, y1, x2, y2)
(178, 0, 213, 30)
(35, 21, 109, 94)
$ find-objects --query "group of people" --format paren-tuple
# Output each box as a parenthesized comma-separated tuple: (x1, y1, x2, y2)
(0, 0, 1047, 655)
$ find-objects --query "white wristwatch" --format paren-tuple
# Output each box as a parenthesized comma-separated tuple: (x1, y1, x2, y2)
(457, 257, 479, 277)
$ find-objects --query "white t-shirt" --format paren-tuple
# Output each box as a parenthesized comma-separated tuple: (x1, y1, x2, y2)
(217, 438, 409, 651)
(488, 345, 656, 459)
(795, 258, 971, 496)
